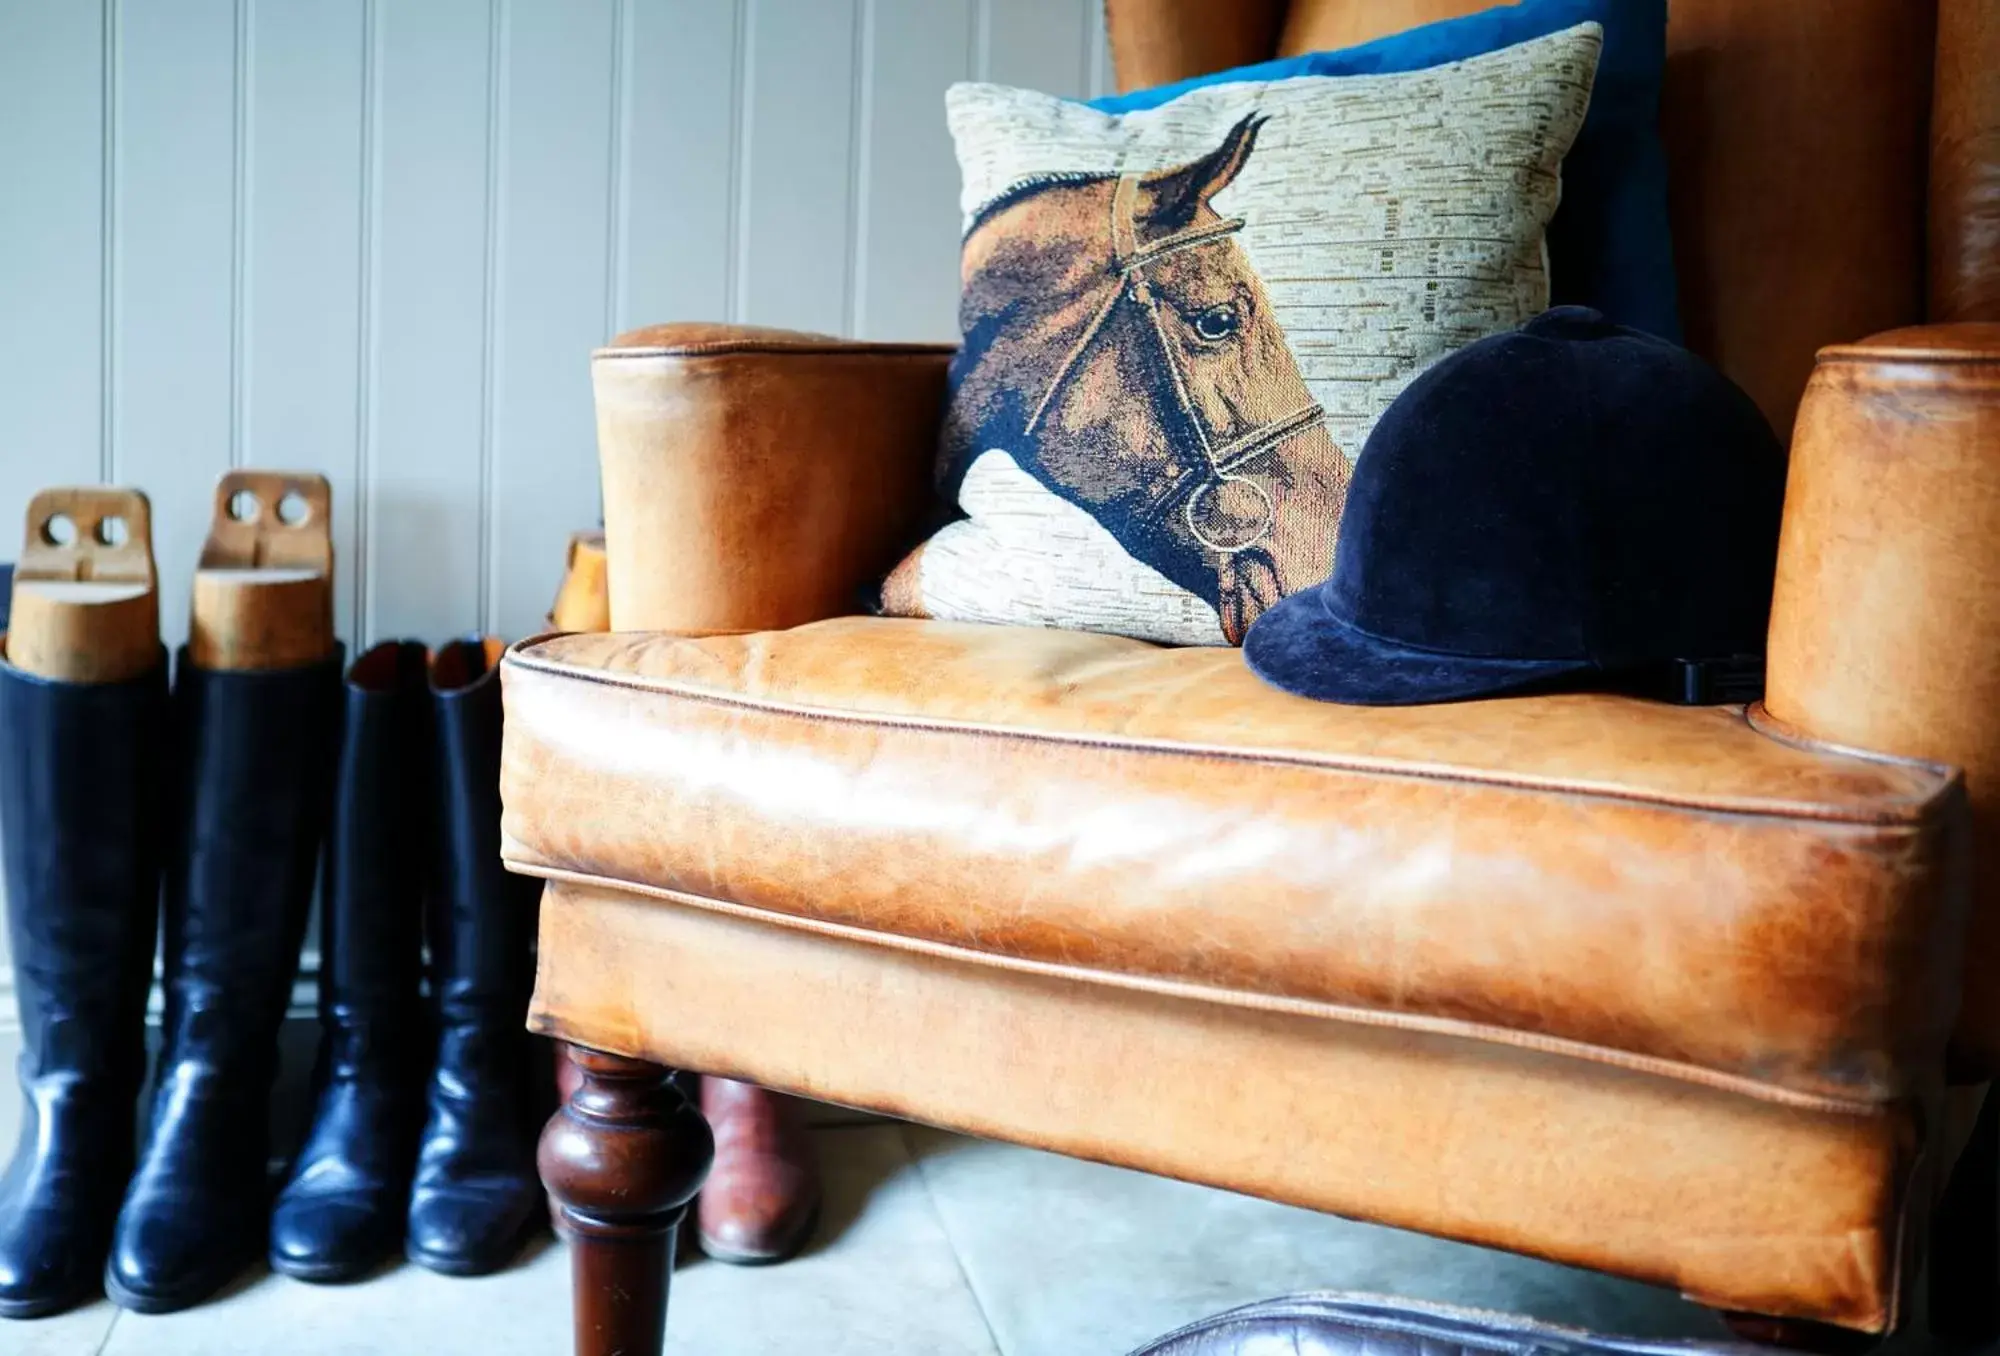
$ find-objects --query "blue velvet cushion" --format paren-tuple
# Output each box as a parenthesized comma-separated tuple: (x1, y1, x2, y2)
(1089, 0, 1678, 341)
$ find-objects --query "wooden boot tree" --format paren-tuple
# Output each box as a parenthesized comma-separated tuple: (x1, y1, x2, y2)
(7, 486, 161, 683)
(549, 529, 610, 633)
(189, 471, 335, 671)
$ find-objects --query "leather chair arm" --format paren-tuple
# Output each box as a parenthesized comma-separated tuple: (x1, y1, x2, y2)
(1764, 321, 2000, 1073)
(591, 323, 954, 634)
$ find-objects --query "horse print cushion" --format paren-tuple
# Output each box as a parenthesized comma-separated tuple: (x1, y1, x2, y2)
(880, 25, 1601, 646)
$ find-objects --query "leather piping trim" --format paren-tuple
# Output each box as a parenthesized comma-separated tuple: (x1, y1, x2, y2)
(1748, 702, 1960, 778)
(592, 339, 956, 360)
(504, 646, 1956, 826)
(507, 859, 1892, 1117)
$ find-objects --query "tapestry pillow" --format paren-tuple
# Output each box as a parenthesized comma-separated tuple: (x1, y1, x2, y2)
(879, 25, 1600, 645)
(1090, 0, 1678, 342)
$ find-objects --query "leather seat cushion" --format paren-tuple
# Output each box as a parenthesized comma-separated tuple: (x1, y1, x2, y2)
(499, 618, 1967, 1114)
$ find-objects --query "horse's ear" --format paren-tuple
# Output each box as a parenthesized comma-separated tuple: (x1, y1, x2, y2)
(1140, 114, 1266, 234)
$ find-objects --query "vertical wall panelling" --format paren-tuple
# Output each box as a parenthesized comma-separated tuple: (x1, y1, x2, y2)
(485, 0, 619, 641)
(113, 0, 242, 647)
(616, 0, 742, 330)
(982, 0, 1099, 96)
(735, 0, 863, 333)
(364, 0, 498, 643)
(0, 0, 107, 545)
(242, 0, 367, 645)
(854, 0, 974, 341)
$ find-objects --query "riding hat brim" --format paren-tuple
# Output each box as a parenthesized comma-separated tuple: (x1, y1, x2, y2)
(1243, 585, 1589, 706)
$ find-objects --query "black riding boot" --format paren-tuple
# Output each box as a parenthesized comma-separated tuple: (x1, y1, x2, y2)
(105, 650, 342, 1313)
(406, 638, 543, 1275)
(269, 642, 430, 1282)
(0, 654, 166, 1319)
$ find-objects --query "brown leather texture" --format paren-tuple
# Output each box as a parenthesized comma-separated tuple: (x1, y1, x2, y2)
(1110, 0, 1937, 438)
(1932, 0, 2000, 322)
(1766, 324, 2000, 1077)
(1105, 0, 1287, 90)
(500, 619, 1968, 1112)
(528, 879, 1923, 1334)
(591, 323, 952, 634)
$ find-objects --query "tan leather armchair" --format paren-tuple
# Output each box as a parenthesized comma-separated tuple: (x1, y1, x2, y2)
(507, 4, 2000, 1352)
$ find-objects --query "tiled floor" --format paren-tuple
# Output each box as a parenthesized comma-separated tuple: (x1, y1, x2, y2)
(4, 1118, 1968, 1356)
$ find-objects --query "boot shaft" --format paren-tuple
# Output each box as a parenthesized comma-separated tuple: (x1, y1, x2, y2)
(427, 638, 538, 1026)
(323, 641, 430, 1026)
(0, 653, 167, 1080)
(162, 648, 343, 1059)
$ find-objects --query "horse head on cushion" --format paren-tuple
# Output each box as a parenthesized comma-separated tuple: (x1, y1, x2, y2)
(946, 113, 1350, 643)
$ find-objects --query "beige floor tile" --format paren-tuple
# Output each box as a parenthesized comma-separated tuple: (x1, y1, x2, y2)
(902, 1127, 1739, 1356)
(4, 1299, 121, 1356)
(95, 1125, 997, 1356)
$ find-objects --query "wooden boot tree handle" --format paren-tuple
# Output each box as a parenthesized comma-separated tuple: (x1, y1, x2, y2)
(7, 486, 161, 683)
(190, 470, 336, 672)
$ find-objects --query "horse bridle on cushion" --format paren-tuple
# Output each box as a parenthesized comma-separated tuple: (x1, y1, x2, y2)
(1023, 170, 1329, 555)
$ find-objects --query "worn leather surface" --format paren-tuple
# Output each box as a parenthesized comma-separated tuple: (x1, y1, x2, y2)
(1766, 325, 2000, 1078)
(1126, 1293, 1769, 1356)
(1932, 0, 2000, 322)
(110, 649, 344, 1313)
(1109, 0, 1936, 438)
(0, 651, 166, 1318)
(407, 638, 544, 1276)
(695, 1076, 821, 1264)
(271, 641, 432, 1282)
(501, 620, 1966, 1112)
(527, 879, 1920, 1333)
(592, 324, 951, 635)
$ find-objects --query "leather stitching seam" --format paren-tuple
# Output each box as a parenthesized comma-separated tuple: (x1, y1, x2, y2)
(502, 649, 1952, 827)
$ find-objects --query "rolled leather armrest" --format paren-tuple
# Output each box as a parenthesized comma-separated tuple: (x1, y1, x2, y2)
(591, 323, 954, 634)
(1764, 322, 2000, 1075)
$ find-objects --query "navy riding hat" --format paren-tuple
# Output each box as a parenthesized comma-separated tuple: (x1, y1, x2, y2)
(1244, 306, 1786, 705)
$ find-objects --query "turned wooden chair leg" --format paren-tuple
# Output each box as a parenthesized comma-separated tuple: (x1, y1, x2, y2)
(539, 1044, 714, 1356)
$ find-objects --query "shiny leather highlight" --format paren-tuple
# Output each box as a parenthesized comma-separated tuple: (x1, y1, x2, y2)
(406, 638, 544, 1276)
(270, 641, 432, 1282)
(0, 651, 166, 1319)
(500, 620, 1966, 1112)
(1765, 324, 2000, 1076)
(108, 649, 344, 1313)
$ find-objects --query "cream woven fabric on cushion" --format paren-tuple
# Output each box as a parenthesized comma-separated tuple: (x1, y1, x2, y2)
(881, 24, 1600, 646)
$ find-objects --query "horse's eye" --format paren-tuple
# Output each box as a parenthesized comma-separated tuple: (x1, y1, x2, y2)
(1192, 305, 1239, 342)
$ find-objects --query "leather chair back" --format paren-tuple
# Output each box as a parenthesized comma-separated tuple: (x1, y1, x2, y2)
(1107, 0, 1941, 438)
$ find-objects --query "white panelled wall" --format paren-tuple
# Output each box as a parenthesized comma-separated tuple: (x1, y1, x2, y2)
(0, 0, 1112, 1018)
(0, 0, 1113, 648)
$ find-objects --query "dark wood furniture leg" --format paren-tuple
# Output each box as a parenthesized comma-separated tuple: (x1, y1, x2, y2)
(539, 1045, 714, 1356)
(1929, 1086, 2000, 1343)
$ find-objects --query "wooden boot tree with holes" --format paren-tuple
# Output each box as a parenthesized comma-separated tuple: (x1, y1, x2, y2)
(190, 471, 335, 671)
(7, 487, 160, 683)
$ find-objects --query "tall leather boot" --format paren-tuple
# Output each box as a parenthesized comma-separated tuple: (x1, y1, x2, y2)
(0, 654, 166, 1318)
(105, 649, 343, 1314)
(269, 642, 430, 1282)
(406, 638, 543, 1275)
(697, 1078, 822, 1264)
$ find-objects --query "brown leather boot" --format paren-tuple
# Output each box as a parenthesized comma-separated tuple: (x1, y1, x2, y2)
(695, 1077, 821, 1265)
